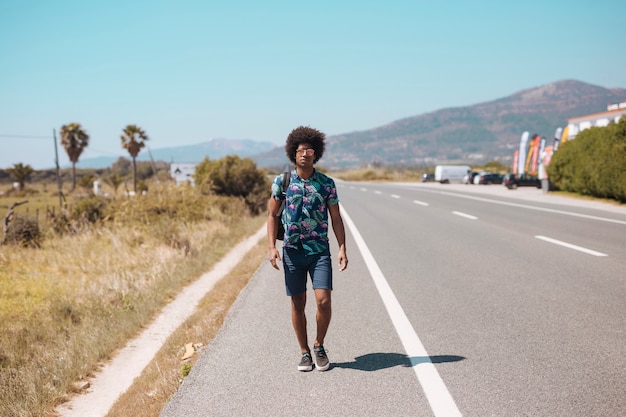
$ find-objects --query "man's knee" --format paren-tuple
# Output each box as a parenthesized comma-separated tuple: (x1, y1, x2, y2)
(316, 291, 331, 312)
(291, 293, 307, 313)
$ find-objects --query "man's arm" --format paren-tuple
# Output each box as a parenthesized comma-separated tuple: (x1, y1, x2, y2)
(267, 197, 283, 270)
(328, 203, 348, 271)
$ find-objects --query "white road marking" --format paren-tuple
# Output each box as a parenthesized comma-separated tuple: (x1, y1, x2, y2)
(391, 194, 400, 199)
(341, 204, 462, 417)
(436, 191, 626, 225)
(414, 200, 429, 206)
(374, 190, 382, 194)
(535, 235, 608, 257)
(360, 187, 368, 191)
(452, 211, 478, 220)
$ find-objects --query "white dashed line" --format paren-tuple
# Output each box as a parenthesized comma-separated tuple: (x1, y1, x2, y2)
(413, 200, 429, 206)
(535, 235, 608, 257)
(452, 211, 478, 220)
(437, 191, 626, 225)
(391, 194, 400, 199)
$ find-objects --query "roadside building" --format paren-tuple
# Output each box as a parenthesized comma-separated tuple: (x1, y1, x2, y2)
(564, 102, 626, 141)
(170, 163, 196, 186)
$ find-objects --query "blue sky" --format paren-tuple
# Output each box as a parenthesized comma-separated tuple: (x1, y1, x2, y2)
(1, 0, 625, 169)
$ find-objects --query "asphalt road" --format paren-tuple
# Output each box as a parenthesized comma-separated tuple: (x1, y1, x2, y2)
(160, 182, 626, 417)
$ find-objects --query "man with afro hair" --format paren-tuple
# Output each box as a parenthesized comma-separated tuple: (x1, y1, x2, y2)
(267, 125, 348, 372)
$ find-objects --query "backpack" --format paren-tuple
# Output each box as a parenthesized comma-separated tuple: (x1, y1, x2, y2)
(275, 170, 291, 241)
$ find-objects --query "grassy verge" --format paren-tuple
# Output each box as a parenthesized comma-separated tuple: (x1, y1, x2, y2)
(0, 183, 266, 417)
(105, 238, 267, 416)
(547, 189, 625, 206)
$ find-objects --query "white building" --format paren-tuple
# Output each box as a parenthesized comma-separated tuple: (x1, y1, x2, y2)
(565, 102, 626, 141)
(170, 163, 197, 186)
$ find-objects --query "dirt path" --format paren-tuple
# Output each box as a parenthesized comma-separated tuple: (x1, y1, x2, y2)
(55, 226, 266, 417)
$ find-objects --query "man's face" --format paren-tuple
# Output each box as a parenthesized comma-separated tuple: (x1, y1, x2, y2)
(295, 143, 315, 168)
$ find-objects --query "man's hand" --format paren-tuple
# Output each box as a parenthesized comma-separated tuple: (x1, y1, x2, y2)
(338, 246, 348, 272)
(268, 247, 281, 270)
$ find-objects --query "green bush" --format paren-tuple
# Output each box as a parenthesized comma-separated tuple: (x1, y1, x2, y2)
(548, 118, 626, 203)
(194, 155, 270, 215)
(71, 197, 108, 224)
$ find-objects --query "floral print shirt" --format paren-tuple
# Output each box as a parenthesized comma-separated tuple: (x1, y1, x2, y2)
(272, 169, 339, 255)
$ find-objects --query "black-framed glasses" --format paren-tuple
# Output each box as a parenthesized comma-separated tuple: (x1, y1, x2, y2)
(296, 148, 315, 156)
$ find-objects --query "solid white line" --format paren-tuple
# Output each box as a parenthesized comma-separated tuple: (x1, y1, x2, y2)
(452, 211, 478, 220)
(414, 200, 429, 206)
(340, 204, 462, 417)
(391, 194, 400, 199)
(535, 235, 608, 257)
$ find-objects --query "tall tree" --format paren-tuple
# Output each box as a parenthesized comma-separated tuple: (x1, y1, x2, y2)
(60, 123, 89, 191)
(120, 125, 149, 193)
(6, 163, 34, 191)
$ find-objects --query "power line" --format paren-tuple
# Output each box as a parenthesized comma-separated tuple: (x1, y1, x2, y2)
(0, 133, 51, 139)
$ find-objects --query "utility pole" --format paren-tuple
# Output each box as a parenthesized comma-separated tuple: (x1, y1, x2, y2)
(147, 146, 160, 184)
(53, 129, 63, 209)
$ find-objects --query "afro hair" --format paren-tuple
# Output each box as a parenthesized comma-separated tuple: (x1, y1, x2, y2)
(285, 126, 326, 164)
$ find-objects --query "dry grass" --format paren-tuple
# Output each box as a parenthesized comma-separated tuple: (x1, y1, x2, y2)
(105, 239, 267, 417)
(330, 167, 425, 182)
(548, 189, 625, 207)
(0, 182, 266, 417)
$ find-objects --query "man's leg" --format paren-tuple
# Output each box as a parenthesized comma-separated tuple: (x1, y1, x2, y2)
(291, 292, 309, 354)
(314, 288, 332, 347)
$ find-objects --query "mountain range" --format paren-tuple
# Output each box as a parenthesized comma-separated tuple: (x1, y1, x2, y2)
(77, 80, 626, 170)
(76, 138, 275, 169)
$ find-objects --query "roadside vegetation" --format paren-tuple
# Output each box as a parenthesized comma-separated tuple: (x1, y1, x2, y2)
(105, 238, 267, 417)
(0, 156, 269, 417)
(548, 117, 626, 203)
(331, 166, 425, 182)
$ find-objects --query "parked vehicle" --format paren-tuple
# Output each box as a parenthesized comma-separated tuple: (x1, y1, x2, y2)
(476, 172, 503, 185)
(435, 165, 471, 184)
(503, 173, 541, 189)
(463, 171, 479, 184)
(421, 173, 435, 182)
(472, 171, 491, 184)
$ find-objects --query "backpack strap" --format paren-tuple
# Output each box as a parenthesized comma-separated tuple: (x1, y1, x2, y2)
(282, 170, 291, 194)
(277, 170, 291, 213)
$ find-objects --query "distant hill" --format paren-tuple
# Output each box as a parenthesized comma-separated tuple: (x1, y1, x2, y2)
(73, 80, 626, 171)
(75, 138, 274, 169)
(252, 80, 626, 170)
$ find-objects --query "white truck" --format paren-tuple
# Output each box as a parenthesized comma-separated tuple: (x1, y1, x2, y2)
(434, 165, 471, 183)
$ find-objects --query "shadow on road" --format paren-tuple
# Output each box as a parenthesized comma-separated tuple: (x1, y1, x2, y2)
(332, 353, 465, 371)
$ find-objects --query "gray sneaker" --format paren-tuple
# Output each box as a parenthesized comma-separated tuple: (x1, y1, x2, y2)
(313, 345, 330, 371)
(298, 353, 313, 372)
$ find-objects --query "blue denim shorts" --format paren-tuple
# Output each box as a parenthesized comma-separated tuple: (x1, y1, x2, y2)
(282, 247, 332, 296)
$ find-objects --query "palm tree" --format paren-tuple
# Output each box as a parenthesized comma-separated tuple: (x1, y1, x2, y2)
(120, 125, 149, 193)
(6, 163, 34, 191)
(60, 123, 89, 191)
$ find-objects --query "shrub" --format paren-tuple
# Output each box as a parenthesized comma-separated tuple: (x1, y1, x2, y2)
(548, 118, 626, 203)
(2, 215, 42, 248)
(71, 197, 108, 224)
(194, 155, 270, 215)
